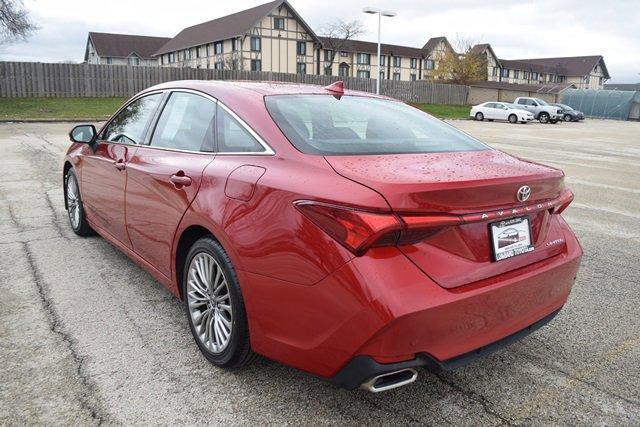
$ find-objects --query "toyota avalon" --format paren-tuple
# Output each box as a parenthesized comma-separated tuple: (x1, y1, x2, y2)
(64, 80, 582, 392)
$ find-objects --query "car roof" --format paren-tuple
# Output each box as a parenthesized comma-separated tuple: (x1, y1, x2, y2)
(143, 79, 391, 100)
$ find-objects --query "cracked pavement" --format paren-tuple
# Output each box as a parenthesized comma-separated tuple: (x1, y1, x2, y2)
(1, 120, 638, 424)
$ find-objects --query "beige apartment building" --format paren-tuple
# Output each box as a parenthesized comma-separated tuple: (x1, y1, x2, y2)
(84, 0, 610, 88)
(153, 0, 319, 74)
(472, 43, 609, 89)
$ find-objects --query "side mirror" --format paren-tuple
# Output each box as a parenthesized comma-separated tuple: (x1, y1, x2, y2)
(69, 124, 97, 144)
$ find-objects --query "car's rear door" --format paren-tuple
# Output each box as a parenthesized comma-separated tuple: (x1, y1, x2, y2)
(81, 93, 163, 247)
(125, 90, 216, 279)
(484, 103, 498, 119)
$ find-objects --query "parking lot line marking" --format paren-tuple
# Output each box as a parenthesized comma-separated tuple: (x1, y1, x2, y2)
(571, 203, 640, 220)
(565, 178, 640, 194)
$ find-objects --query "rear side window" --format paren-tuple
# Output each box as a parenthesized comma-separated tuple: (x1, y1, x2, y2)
(103, 93, 162, 144)
(265, 95, 487, 155)
(150, 92, 216, 152)
(216, 106, 265, 153)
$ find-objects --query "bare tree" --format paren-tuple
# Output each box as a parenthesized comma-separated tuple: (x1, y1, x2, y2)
(0, 0, 38, 45)
(432, 35, 487, 85)
(319, 19, 365, 75)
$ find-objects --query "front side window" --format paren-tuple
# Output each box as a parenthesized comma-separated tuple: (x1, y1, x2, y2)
(103, 94, 162, 144)
(150, 92, 216, 152)
(297, 41, 306, 56)
(265, 95, 487, 155)
(251, 37, 261, 52)
(216, 106, 265, 153)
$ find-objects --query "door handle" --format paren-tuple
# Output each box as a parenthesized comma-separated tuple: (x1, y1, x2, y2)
(170, 173, 192, 188)
(114, 160, 126, 171)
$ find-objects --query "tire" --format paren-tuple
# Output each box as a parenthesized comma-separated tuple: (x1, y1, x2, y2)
(64, 168, 93, 236)
(564, 114, 573, 122)
(538, 112, 550, 123)
(475, 112, 484, 121)
(508, 114, 518, 124)
(183, 236, 256, 368)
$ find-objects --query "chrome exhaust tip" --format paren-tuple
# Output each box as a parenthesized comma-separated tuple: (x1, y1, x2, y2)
(360, 368, 418, 393)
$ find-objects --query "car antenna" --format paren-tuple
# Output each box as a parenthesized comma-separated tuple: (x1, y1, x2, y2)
(324, 80, 344, 99)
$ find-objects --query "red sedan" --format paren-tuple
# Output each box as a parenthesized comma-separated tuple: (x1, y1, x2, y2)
(64, 81, 582, 392)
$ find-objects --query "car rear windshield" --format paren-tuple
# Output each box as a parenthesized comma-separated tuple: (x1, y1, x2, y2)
(265, 95, 488, 155)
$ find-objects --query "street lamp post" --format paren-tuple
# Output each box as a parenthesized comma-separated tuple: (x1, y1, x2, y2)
(363, 7, 397, 95)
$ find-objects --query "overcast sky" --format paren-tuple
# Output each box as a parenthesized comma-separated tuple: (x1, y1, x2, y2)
(1, 0, 638, 83)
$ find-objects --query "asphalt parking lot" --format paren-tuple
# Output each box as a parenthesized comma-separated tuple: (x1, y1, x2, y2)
(1, 119, 638, 424)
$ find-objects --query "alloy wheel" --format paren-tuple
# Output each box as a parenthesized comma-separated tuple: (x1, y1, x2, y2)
(186, 253, 233, 354)
(66, 174, 81, 230)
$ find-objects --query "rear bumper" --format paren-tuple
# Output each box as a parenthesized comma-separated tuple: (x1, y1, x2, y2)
(330, 307, 561, 390)
(243, 216, 582, 382)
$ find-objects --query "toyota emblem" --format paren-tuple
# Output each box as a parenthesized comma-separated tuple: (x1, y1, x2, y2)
(517, 185, 531, 202)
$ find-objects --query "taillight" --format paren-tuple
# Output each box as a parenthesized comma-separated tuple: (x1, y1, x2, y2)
(552, 189, 574, 215)
(295, 201, 458, 256)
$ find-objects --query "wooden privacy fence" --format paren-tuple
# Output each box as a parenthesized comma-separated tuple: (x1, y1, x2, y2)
(0, 61, 469, 105)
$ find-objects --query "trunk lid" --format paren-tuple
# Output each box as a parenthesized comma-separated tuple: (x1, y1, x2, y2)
(325, 150, 568, 289)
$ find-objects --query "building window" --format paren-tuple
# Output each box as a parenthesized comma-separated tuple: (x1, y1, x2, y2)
(128, 57, 140, 66)
(380, 55, 386, 66)
(297, 41, 306, 56)
(339, 63, 349, 77)
(324, 65, 332, 76)
(324, 49, 333, 62)
(410, 58, 417, 69)
(297, 62, 306, 74)
(340, 51, 348, 57)
(585, 76, 590, 85)
(357, 70, 370, 79)
(356, 53, 370, 65)
(251, 59, 261, 71)
(598, 76, 603, 86)
(532, 72, 539, 80)
(492, 67, 498, 77)
(214, 61, 224, 70)
(393, 56, 401, 67)
(410, 73, 417, 81)
(501, 68, 509, 78)
(214, 41, 223, 55)
(393, 72, 401, 80)
(169, 53, 175, 63)
(250, 37, 261, 52)
(274, 17, 285, 30)
(523, 71, 529, 80)
(106, 57, 112, 65)
(231, 38, 237, 51)
(425, 59, 434, 70)
(513, 70, 519, 79)
(379, 70, 385, 80)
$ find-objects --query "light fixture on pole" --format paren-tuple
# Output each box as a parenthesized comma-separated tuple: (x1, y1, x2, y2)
(363, 7, 397, 95)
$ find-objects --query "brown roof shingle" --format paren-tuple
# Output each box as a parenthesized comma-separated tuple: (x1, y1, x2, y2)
(502, 56, 609, 79)
(319, 37, 424, 58)
(86, 32, 171, 60)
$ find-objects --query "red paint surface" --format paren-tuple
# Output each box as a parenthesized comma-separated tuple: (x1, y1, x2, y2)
(65, 81, 582, 379)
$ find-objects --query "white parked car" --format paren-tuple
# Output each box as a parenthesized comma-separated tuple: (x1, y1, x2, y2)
(470, 102, 535, 124)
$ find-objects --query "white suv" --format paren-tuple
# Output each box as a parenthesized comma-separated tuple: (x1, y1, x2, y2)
(513, 97, 563, 124)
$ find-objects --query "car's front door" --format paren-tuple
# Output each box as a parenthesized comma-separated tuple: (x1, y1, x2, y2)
(125, 91, 217, 278)
(484, 103, 498, 119)
(495, 104, 509, 120)
(81, 93, 163, 247)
